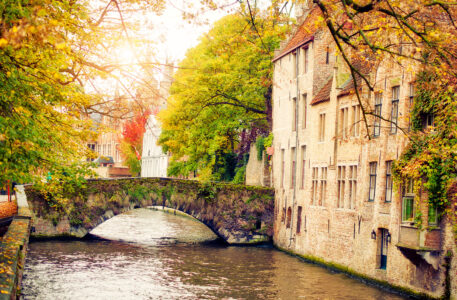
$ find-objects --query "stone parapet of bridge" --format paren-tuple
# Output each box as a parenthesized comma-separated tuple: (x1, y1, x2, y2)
(24, 178, 275, 245)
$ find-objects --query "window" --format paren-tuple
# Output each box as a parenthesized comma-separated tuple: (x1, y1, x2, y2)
(303, 47, 309, 74)
(296, 206, 302, 233)
(428, 204, 438, 225)
(108, 143, 112, 156)
(325, 46, 330, 64)
(369, 162, 377, 202)
(374, 93, 382, 137)
(423, 113, 435, 130)
(281, 207, 286, 223)
(320, 167, 327, 206)
(290, 147, 296, 189)
(302, 94, 307, 129)
(408, 83, 414, 131)
(337, 166, 346, 208)
(402, 198, 415, 223)
(300, 146, 306, 189)
(352, 105, 360, 137)
(311, 167, 319, 205)
(340, 107, 349, 138)
(286, 207, 292, 228)
(348, 166, 357, 209)
(385, 161, 393, 202)
(281, 149, 285, 188)
(115, 144, 120, 162)
(292, 97, 297, 131)
(402, 178, 415, 223)
(391, 86, 400, 134)
(319, 113, 326, 142)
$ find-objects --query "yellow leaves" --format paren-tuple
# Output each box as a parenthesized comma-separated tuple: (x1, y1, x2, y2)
(55, 43, 66, 50)
(0, 39, 8, 48)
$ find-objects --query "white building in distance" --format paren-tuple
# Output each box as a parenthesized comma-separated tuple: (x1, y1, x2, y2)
(141, 63, 173, 178)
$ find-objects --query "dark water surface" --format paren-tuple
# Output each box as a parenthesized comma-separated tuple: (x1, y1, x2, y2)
(21, 209, 408, 299)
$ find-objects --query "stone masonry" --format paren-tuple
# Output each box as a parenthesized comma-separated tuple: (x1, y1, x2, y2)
(271, 3, 457, 298)
(24, 178, 274, 245)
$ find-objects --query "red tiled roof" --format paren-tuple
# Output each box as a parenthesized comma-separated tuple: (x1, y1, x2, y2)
(311, 77, 333, 105)
(273, 8, 322, 62)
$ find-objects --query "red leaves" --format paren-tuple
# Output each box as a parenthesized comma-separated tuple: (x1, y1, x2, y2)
(121, 109, 151, 146)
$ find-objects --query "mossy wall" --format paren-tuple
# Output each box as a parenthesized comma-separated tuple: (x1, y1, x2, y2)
(0, 217, 31, 300)
(24, 178, 275, 244)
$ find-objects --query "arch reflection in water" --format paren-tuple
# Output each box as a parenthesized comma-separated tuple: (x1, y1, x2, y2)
(21, 209, 408, 299)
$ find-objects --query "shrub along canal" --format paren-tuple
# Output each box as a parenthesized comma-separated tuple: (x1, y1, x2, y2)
(21, 208, 409, 299)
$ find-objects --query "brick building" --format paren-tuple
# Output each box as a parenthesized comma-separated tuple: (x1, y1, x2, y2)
(272, 4, 456, 298)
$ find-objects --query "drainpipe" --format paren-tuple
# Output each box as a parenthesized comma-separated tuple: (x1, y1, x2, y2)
(289, 47, 300, 247)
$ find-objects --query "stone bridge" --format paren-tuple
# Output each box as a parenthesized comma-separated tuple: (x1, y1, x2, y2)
(24, 178, 275, 244)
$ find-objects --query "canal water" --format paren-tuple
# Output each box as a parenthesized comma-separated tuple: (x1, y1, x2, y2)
(21, 208, 408, 299)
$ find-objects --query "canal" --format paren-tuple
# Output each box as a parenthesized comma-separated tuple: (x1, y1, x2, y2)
(21, 208, 409, 299)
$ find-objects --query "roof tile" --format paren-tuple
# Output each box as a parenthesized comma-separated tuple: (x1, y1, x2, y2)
(311, 77, 333, 105)
(273, 8, 322, 62)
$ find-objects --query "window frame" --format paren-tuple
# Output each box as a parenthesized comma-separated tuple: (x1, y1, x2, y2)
(348, 165, 357, 209)
(402, 178, 415, 223)
(311, 167, 319, 205)
(319, 113, 326, 142)
(302, 94, 307, 129)
(292, 97, 297, 132)
(408, 83, 414, 131)
(300, 145, 306, 189)
(290, 147, 296, 189)
(368, 162, 377, 202)
(391, 86, 400, 134)
(320, 167, 327, 206)
(303, 46, 309, 74)
(337, 166, 346, 208)
(373, 93, 382, 137)
(352, 105, 360, 137)
(385, 161, 393, 202)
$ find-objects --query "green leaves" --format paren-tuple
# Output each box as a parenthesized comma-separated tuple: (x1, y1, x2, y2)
(159, 12, 288, 180)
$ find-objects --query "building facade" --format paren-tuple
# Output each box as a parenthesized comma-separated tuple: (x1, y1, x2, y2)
(87, 113, 131, 178)
(272, 5, 456, 298)
(141, 114, 168, 178)
(141, 63, 173, 178)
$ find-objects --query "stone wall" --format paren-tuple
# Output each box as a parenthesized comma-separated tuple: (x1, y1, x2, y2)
(271, 6, 457, 299)
(24, 178, 275, 245)
(246, 144, 269, 186)
(0, 186, 32, 299)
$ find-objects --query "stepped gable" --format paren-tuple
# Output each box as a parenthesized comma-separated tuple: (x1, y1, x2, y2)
(273, 7, 322, 62)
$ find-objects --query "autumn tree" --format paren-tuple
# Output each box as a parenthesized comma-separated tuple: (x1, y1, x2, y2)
(0, 0, 165, 205)
(158, 10, 289, 181)
(119, 110, 151, 176)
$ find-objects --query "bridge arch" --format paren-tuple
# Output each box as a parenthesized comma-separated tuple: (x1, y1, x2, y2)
(24, 178, 275, 245)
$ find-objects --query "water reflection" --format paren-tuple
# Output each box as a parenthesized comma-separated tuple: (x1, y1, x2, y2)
(21, 209, 408, 299)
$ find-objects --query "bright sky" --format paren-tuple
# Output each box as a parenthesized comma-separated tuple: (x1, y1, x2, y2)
(86, 1, 236, 96)
(87, 0, 278, 99)
(147, 1, 236, 63)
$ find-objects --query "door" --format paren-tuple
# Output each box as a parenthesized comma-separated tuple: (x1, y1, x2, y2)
(380, 229, 388, 270)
